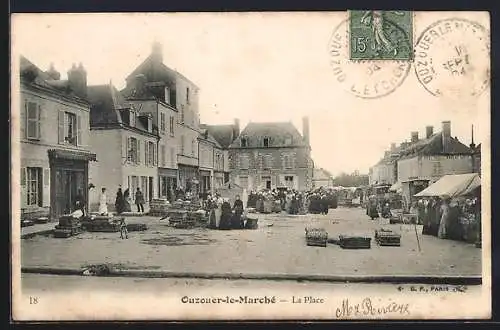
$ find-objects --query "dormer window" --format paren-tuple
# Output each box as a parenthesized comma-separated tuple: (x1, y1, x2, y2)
(164, 87, 170, 104)
(285, 135, 292, 145)
(241, 137, 248, 147)
(263, 137, 270, 147)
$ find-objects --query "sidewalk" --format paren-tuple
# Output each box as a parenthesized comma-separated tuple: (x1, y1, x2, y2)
(21, 222, 55, 238)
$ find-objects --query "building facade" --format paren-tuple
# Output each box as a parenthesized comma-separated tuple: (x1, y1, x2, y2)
(87, 84, 159, 210)
(228, 118, 314, 191)
(312, 168, 334, 189)
(122, 43, 200, 195)
(19, 56, 96, 220)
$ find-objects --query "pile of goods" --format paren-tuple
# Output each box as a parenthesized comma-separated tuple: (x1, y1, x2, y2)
(166, 209, 196, 228)
(126, 223, 148, 232)
(148, 199, 171, 216)
(80, 215, 124, 232)
(374, 228, 401, 246)
(338, 235, 371, 249)
(187, 210, 209, 226)
(54, 214, 83, 238)
(244, 217, 259, 230)
(305, 227, 328, 247)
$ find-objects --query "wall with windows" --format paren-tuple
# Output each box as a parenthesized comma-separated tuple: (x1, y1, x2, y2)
(199, 140, 214, 170)
(20, 86, 91, 212)
(228, 146, 313, 191)
(397, 154, 473, 183)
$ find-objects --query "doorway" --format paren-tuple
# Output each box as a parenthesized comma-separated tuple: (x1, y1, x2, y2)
(148, 176, 154, 201)
(53, 167, 85, 218)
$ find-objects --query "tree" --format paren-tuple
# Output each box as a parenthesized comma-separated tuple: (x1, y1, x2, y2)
(332, 171, 369, 187)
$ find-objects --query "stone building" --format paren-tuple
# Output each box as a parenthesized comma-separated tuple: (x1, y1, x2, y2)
(121, 42, 200, 194)
(396, 121, 474, 206)
(312, 168, 334, 189)
(19, 56, 96, 220)
(87, 83, 159, 210)
(228, 118, 314, 191)
(198, 129, 224, 194)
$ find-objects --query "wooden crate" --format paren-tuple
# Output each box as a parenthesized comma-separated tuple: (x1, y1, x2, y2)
(305, 228, 328, 247)
(375, 229, 401, 246)
(339, 235, 371, 249)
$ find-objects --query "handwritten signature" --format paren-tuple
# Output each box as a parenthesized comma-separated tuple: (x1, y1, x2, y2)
(335, 298, 410, 318)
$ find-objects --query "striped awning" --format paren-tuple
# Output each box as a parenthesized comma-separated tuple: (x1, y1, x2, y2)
(48, 149, 97, 162)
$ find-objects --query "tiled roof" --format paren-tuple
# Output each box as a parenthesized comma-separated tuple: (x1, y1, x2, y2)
(20, 56, 86, 103)
(398, 133, 472, 157)
(200, 124, 237, 149)
(199, 129, 222, 149)
(229, 122, 307, 148)
(87, 84, 149, 133)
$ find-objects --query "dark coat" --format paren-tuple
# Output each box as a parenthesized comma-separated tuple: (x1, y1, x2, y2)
(135, 190, 145, 205)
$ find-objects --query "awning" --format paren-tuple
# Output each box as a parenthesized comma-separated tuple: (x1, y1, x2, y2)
(389, 181, 402, 192)
(414, 173, 480, 198)
(48, 149, 97, 162)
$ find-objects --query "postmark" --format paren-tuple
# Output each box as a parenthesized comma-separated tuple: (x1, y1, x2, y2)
(414, 18, 490, 98)
(329, 19, 411, 99)
(349, 11, 413, 60)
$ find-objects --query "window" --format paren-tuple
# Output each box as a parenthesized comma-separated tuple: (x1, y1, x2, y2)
(240, 137, 248, 147)
(432, 161, 443, 176)
(129, 110, 136, 127)
(26, 167, 42, 206)
(186, 87, 190, 104)
(141, 176, 148, 201)
(147, 141, 156, 166)
(160, 113, 166, 133)
(127, 137, 139, 163)
(25, 101, 41, 140)
(283, 154, 293, 169)
(192, 139, 196, 157)
(239, 154, 250, 169)
(130, 176, 139, 197)
(239, 176, 249, 189)
(285, 135, 293, 145)
(180, 135, 185, 155)
(263, 154, 272, 169)
(285, 175, 294, 189)
(164, 87, 170, 104)
(169, 116, 175, 136)
(65, 112, 77, 145)
(161, 144, 166, 167)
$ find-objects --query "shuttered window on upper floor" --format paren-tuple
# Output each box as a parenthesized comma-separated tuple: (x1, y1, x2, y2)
(26, 101, 41, 140)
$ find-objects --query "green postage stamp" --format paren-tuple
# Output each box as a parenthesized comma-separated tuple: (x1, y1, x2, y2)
(349, 10, 413, 60)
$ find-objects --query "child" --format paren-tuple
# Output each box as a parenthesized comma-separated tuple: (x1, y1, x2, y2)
(120, 218, 128, 239)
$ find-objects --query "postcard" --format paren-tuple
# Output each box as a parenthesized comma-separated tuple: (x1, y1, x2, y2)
(11, 11, 490, 320)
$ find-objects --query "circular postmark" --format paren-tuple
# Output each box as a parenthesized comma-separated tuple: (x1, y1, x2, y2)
(328, 19, 411, 99)
(414, 18, 490, 98)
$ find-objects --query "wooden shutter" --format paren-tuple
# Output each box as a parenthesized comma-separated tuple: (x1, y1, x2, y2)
(43, 169, 50, 185)
(76, 115, 82, 146)
(126, 137, 131, 162)
(137, 140, 141, 164)
(21, 167, 26, 186)
(58, 110, 65, 143)
(153, 144, 158, 166)
(21, 102, 26, 139)
(145, 142, 149, 166)
(37, 105, 42, 139)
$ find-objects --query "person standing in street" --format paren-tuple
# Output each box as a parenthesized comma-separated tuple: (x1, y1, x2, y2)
(99, 187, 108, 215)
(438, 196, 451, 239)
(115, 187, 124, 214)
(135, 187, 145, 213)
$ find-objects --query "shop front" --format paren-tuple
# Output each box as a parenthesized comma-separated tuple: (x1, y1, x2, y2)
(159, 168, 178, 201)
(178, 164, 199, 194)
(200, 169, 212, 194)
(48, 149, 97, 220)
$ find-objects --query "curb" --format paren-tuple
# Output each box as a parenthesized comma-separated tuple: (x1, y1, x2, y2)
(21, 267, 482, 285)
(21, 229, 54, 239)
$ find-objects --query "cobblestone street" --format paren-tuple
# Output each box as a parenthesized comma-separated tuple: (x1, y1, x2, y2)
(21, 207, 482, 277)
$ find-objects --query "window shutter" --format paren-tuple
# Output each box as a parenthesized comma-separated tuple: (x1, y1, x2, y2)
(76, 115, 82, 146)
(137, 140, 141, 164)
(21, 168, 26, 186)
(37, 105, 42, 139)
(145, 142, 149, 166)
(58, 110, 65, 143)
(153, 144, 158, 166)
(126, 137, 131, 162)
(21, 102, 26, 139)
(43, 169, 50, 185)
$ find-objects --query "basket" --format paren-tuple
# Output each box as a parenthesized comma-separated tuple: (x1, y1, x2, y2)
(339, 235, 371, 249)
(245, 218, 259, 229)
(305, 228, 328, 247)
(375, 229, 401, 246)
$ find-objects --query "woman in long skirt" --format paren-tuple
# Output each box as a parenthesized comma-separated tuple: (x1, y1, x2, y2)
(99, 187, 108, 215)
(438, 198, 451, 239)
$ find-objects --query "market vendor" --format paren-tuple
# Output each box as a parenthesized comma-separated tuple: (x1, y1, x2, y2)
(232, 195, 245, 229)
(219, 198, 233, 230)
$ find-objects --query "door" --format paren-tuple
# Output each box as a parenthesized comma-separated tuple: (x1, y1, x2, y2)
(148, 176, 154, 201)
(53, 168, 85, 217)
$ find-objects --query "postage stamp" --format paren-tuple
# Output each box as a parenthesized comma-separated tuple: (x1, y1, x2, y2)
(329, 19, 411, 99)
(349, 11, 413, 60)
(414, 18, 490, 98)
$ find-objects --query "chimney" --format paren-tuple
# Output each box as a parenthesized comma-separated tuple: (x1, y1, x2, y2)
(46, 63, 60, 80)
(302, 116, 310, 145)
(233, 118, 240, 138)
(426, 126, 434, 139)
(411, 131, 419, 143)
(67, 62, 87, 99)
(470, 124, 476, 150)
(441, 121, 451, 153)
(152, 42, 163, 64)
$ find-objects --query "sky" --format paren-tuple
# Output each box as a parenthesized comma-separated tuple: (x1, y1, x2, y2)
(12, 12, 490, 177)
